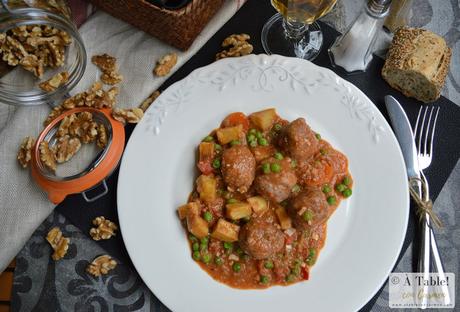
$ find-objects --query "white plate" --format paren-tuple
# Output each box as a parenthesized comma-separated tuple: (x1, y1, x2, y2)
(117, 55, 409, 312)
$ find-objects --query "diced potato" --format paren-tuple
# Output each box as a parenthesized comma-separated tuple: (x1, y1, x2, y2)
(199, 142, 214, 161)
(186, 214, 209, 239)
(249, 108, 277, 131)
(211, 218, 240, 242)
(275, 205, 292, 230)
(226, 202, 252, 220)
(247, 196, 268, 214)
(177, 202, 200, 220)
(196, 175, 216, 203)
(216, 124, 243, 144)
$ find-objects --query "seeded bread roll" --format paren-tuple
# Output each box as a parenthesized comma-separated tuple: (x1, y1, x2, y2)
(382, 27, 452, 103)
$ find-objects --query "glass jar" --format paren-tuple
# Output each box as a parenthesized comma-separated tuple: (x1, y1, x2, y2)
(0, 0, 86, 106)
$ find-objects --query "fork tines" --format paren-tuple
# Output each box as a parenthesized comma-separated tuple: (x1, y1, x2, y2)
(414, 106, 440, 169)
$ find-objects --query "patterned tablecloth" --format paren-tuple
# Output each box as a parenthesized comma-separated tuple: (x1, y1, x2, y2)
(10, 0, 460, 311)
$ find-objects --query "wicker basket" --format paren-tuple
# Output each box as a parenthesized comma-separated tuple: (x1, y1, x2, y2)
(88, 0, 225, 50)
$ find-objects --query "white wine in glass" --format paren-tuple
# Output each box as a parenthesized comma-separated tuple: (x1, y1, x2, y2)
(262, 0, 337, 60)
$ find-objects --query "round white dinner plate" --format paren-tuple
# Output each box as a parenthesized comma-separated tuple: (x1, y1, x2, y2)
(117, 55, 409, 312)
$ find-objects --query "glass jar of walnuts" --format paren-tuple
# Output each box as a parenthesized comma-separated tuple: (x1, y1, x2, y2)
(0, 0, 87, 106)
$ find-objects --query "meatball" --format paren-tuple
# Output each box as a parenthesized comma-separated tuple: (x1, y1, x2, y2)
(221, 145, 256, 193)
(239, 219, 285, 259)
(287, 188, 329, 230)
(278, 118, 319, 162)
(254, 158, 297, 203)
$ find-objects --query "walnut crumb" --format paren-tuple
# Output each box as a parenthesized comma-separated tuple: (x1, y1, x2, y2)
(87, 255, 117, 277)
(89, 216, 118, 241)
(17, 136, 35, 168)
(39, 71, 69, 92)
(46, 227, 70, 261)
(216, 34, 253, 60)
(39, 141, 56, 172)
(139, 90, 160, 112)
(153, 53, 177, 76)
(112, 107, 144, 125)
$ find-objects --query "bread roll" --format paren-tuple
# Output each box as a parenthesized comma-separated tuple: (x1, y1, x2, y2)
(382, 27, 452, 103)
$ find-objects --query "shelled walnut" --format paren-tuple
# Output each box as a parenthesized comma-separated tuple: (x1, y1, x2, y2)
(216, 34, 253, 60)
(68, 112, 98, 144)
(39, 71, 69, 92)
(153, 53, 177, 77)
(86, 255, 117, 277)
(112, 107, 144, 125)
(54, 135, 81, 163)
(96, 123, 108, 149)
(17, 136, 36, 168)
(89, 216, 118, 241)
(92, 53, 123, 85)
(39, 141, 56, 172)
(46, 227, 70, 261)
(139, 90, 160, 112)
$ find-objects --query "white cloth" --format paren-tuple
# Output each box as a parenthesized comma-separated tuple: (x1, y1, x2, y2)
(0, 0, 244, 272)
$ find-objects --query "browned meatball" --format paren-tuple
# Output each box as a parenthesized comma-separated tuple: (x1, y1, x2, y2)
(254, 158, 297, 203)
(221, 145, 256, 193)
(239, 219, 285, 259)
(288, 188, 329, 230)
(278, 118, 319, 162)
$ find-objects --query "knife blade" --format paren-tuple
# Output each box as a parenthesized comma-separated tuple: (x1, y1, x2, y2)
(384, 95, 420, 179)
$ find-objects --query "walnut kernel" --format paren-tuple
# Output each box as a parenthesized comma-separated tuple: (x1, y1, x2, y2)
(112, 107, 144, 125)
(17, 136, 35, 168)
(139, 90, 160, 112)
(96, 123, 108, 149)
(216, 34, 253, 60)
(89, 216, 118, 241)
(55, 135, 81, 163)
(153, 53, 177, 76)
(46, 227, 70, 261)
(86, 255, 117, 277)
(39, 141, 56, 172)
(39, 71, 69, 92)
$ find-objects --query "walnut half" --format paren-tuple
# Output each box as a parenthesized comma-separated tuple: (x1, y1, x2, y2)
(46, 227, 70, 261)
(86, 255, 117, 277)
(17, 136, 35, 168)
(89, 216, 118, 241)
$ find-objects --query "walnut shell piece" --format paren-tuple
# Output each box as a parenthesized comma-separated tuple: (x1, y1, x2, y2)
(17, 136, 36, 168)
(46, 227, 70, 261)
(153, 53, 177, 77)
(89, 216, 118, 241)
(39, 141, 56, 172)
(86, 255, 117, 277)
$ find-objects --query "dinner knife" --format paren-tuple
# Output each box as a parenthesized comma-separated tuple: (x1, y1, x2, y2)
(384, 95, 431, 308)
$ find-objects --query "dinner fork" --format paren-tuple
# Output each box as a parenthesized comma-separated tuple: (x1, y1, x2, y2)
(413, 106, 450, 305)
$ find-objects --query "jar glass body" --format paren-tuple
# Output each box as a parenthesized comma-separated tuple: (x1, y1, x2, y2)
(0, 0, 86, 106)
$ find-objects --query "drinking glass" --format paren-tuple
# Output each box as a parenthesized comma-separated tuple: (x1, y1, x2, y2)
(262, 0, 337, 60)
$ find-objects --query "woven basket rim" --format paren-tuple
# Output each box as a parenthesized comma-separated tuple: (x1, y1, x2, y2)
(138, 0, 197, 15)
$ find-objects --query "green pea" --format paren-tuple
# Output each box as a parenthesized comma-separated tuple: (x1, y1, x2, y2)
(192, 251, 201, 261)
(247, 134, 256, 142)
(200, 237, 209, 245)
(230, 140, 240, 146)
(320, 148, 327, 156)
(274, 152, 283, 160)
(227, 198, 237, 204)
(262, 163, 271, 174)
(342, 188, 352, 198)
(322, 184, 331, 194)
(200, 243, 208, 252)
(189, 234, 198, 242)
(315, 133, 321, 140)
(327, 196, 337, 205)
(202, 253, 211, 264)
(302, 210, 313, 222)
(260, 275, 269, 284)
(292, 184, 300, 193)
(203, 211, 213, 222)
(214, 143, 222, 151)
(285, 274, 295, 282)
(335, 184, 346, 192)
(202, 135, 213, 142)
(264, 260, 274, 269)
(223, 242, 233, 250)
(273, 123, 282, 131)
(290, 160, 297, 168)
(249, 140, 258, 147)
(255, 131, 263, 139)
(306, 248, 316, 265)
(258, 137, 268, 146)
(232, 262, 241, 272)
(249, 128, 257, 135)
(215, 257, 224, 266)
(343, 176, 351, 186)
(212, 159, 221, 169)
(192, 242, 199, 251)
(270, 163, 281, 173)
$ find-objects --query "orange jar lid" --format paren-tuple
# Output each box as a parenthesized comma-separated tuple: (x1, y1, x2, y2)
(31, 107, 125, 204)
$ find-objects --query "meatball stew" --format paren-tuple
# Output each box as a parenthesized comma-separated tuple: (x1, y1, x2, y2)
(177, 109, 353, 289)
